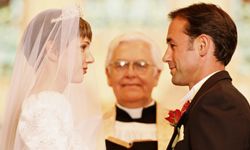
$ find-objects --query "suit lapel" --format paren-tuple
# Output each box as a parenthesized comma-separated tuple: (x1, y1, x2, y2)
(167, 71, 232, 150)
(188, 70, 232, 113)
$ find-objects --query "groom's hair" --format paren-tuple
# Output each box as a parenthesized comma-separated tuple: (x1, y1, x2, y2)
(169, 3, 237, 66)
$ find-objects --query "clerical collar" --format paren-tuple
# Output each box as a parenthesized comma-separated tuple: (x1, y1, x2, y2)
(116, 101, 155, 119)
(180, 70, 221, 104)
(115, 101, 156, 123)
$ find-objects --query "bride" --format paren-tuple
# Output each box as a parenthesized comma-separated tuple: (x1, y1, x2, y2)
(0, 7, 103, 150)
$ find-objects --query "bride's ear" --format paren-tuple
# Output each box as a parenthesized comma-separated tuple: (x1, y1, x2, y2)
(45, 41, 58, 62)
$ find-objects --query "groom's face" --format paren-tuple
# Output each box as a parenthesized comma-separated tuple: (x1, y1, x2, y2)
(163, 17, 200, 88)
(106, 40, 161, 108)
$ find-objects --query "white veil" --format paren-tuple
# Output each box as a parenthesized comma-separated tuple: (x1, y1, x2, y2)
(0, 6, 103, 150)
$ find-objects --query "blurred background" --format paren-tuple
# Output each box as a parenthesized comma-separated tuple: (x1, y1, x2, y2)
(0, 0, 250, 129)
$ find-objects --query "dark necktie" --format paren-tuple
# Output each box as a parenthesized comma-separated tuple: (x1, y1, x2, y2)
(115, 103, 156, 123)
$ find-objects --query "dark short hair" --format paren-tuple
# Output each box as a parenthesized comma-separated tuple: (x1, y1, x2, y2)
(169, 3, 237, 66)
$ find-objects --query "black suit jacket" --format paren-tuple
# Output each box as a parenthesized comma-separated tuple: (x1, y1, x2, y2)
(167, 71, 250, 150)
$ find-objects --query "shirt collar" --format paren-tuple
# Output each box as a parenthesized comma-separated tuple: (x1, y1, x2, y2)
(180, 71, 220, 104)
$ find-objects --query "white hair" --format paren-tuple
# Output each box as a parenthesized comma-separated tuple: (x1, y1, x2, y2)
(105, 32, 163, 70)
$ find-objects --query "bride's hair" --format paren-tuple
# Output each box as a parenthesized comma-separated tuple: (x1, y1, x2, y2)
(0, 8, 92, 150)
(79, 17, 92, 41)
(23, 9, 92, 69)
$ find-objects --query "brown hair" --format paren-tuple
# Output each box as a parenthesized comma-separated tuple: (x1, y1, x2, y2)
(169, 3, 237, 66)
(79, 17, 92, 41)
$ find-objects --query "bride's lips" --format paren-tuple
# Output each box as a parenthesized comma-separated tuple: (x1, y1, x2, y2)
(83, 68, 87, 74)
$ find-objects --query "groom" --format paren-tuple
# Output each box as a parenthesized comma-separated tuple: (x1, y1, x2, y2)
(163, 3, 250, 150)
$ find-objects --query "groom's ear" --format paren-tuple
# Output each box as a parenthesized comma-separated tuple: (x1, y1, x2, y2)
(194, 34, 211, 57)
(45, 41, 58, 62)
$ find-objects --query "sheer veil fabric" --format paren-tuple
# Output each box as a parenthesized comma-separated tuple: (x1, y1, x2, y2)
(0, 6, 103, 150)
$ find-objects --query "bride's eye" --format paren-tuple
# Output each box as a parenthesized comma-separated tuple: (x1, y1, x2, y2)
(81, 45, 87, 49)
(80, 45, 88, 53)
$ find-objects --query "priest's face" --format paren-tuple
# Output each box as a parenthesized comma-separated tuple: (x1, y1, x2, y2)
(106, 40, 161, 108)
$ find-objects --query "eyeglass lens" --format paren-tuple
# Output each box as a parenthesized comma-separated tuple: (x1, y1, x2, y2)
(111, 60, 151, 73)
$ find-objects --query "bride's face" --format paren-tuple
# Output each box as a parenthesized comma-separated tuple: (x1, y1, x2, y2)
(51, 36, 94, 84)
(81, 37, 94, 74)
(71, 37, 94, 83)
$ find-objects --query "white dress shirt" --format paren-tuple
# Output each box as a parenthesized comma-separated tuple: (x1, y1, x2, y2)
(180, 71, 220, 104)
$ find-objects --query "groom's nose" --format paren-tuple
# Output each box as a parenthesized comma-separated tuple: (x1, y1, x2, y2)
(162, 48, 172, 63)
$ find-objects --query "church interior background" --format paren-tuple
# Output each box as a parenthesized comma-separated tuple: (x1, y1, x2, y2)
(0, 0, 249, 130)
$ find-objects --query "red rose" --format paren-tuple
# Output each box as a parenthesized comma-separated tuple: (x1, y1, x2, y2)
(165, 101, 190, 127)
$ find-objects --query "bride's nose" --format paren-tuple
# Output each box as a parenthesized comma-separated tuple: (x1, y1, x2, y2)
(86, 49, 94, 64)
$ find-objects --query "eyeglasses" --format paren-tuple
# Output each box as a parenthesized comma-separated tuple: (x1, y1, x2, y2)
(109, 59, 155, 74)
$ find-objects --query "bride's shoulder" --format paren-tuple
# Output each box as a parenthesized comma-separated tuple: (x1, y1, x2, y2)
(22, 91, 70, 110)
(21, 91, 72, 121)
(18, 91, 74, 149)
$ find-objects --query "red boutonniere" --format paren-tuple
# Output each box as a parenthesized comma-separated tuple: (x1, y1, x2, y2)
(165, 101, 190, 127)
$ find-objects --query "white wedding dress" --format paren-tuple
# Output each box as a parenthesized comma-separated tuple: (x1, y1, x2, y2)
(17, 91, 89, 150)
